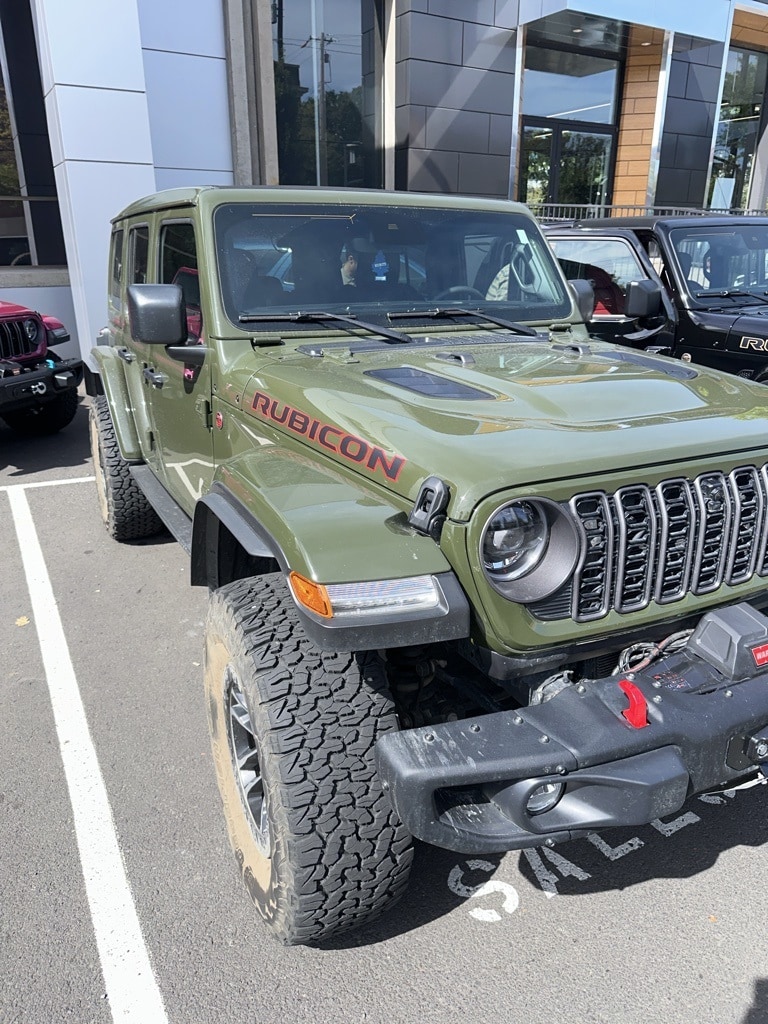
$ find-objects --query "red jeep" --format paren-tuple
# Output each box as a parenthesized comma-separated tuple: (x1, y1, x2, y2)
(0, 299, 83, 436)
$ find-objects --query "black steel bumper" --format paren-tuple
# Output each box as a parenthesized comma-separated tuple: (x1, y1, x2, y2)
(376, 603, 768, 854)
(0, 358, 83, 413)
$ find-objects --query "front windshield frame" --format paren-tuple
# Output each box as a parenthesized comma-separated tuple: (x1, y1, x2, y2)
(212, 201, 571, 330)
(668, 223, 768, 301)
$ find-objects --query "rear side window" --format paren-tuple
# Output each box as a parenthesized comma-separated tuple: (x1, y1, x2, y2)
(108, 229, 124, 323)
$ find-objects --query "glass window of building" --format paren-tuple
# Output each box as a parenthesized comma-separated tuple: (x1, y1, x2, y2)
(708, 47, 768, 210)
(0, 0, 66, 267)
(520, 14, 622, 211)
(0, 73, 28, 266)
(272, 0, 384, 188)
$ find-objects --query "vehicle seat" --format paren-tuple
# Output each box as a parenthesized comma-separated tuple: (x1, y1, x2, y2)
(241, 273, 284, 310)
(174, 268, 200, 308)
(675, 251, 700, 291)
(585, 264, 624, 314)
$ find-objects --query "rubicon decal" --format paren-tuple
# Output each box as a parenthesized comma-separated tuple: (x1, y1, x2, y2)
(739, 336, 768, 351)
(250, 391, 406, 482)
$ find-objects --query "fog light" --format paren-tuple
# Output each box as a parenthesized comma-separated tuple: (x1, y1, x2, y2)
(526, 781, 564, 816)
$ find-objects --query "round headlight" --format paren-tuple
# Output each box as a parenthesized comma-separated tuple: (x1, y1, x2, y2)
(481, 500, 548, 581)
(23, 318, 39, 343)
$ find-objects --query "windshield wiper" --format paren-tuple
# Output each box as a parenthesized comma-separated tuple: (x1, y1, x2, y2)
(693, 289, 768, 304)
(238, 310, 411, 344)
(387, 307, 539, 337)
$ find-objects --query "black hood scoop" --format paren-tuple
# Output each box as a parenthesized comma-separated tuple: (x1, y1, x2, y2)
(364, 365, 492, 400)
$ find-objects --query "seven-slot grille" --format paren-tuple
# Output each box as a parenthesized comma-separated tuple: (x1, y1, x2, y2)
(565, 466, 767, 622)
(0, 317, 37, 360)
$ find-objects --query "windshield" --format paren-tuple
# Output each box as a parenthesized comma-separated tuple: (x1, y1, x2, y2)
(669, 223, 768, 299)
(213, 202, 570, 327)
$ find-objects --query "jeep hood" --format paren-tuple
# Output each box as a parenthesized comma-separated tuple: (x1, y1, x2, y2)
(240, 335, 768, 518)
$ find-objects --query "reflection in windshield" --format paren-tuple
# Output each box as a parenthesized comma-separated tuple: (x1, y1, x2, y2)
(213, 202, 570, 327)
(670, 223, 768, 298)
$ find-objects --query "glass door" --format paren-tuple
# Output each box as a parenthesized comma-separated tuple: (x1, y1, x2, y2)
(520, 122, 613, 210)
(520, 126, 553, 207)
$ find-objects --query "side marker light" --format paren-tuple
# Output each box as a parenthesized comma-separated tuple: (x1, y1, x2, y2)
(289, 572, 332, 618)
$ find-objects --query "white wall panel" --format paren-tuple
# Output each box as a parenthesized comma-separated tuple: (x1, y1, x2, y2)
(142, 50, 233, 174)
(154, 169, 234, 190)
(48, 86, 154, 166)
(33, 0, 146, 91)
(136, 0, 226, 57)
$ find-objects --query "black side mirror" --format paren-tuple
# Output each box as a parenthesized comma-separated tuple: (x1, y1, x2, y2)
(127, 284, 186, 345)
(568, 279, 596, 322)
(625, 279, 662, 319)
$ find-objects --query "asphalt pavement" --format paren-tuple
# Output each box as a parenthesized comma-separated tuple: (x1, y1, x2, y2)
(3, 395, 768, 1024)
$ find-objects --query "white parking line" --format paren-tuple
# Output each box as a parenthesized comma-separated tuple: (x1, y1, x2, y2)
(7, 483, 169, 1024)
(0, 475, 95, 492)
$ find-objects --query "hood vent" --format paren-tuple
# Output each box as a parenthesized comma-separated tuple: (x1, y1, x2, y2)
(364, 365, 491, 400)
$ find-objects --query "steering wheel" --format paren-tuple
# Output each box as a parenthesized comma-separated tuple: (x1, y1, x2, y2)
(433, 286, 486, 302)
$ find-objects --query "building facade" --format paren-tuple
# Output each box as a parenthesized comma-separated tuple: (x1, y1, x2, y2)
(2, 0, 768, 363)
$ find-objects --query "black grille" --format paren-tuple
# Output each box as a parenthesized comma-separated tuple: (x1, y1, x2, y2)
(555, 466, 768, 623)
(0, 318, 36, 360)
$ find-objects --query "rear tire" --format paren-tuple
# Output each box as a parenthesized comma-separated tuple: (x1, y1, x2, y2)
(205, 573, 413, 945)
(89, 396, 163, 541)
(1, 388, 78, 436)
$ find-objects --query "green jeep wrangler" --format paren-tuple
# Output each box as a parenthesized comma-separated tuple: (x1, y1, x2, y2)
(89, 187, 768, 945)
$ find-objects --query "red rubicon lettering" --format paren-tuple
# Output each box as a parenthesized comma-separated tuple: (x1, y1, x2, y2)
(339, 435, 368, 462)
(288, 409, 309, 433)
(318, 424, 342, 451)
(252, 392, 271, 415)
(367, 447, 405, 480)
(249, 390, 406, 482)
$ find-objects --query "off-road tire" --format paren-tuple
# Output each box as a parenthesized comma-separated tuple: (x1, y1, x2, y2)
(205, 573, 414, 945)
(1, 388, 79, 436)
(89, 395, 163, 541)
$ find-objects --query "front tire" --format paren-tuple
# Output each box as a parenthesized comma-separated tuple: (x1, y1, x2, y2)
(89, 396, 163, 541)
(205, 573, 413, 945)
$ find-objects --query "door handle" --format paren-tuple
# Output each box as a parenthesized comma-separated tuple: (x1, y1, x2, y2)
(143, 367, 168, 388)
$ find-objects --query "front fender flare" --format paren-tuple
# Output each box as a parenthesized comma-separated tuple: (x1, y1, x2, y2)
(191, 446, 470, 650)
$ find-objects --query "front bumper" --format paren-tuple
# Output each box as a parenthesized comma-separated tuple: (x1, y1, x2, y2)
(376, 603, 768, 853)
(0, 358, 83, 413)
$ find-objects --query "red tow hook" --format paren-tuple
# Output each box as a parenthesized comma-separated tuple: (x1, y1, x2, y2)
(618, 679, 649, 729)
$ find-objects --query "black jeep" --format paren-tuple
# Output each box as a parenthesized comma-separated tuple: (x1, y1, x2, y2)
(547, 216, 768, 382)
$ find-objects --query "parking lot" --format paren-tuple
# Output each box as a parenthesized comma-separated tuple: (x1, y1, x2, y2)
(3, 396, 768, 1024)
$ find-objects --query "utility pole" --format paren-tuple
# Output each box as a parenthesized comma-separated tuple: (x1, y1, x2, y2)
(317, 32, 331, 185)
(304, 25, 333, 186)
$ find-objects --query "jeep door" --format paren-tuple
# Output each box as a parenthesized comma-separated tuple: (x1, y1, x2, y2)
(142, 218, 214, 514)
(547, 230, 675, 349)
(113, 223, 164, 475)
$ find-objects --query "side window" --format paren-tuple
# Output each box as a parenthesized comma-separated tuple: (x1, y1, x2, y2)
(129, 225, 149, 284)
(550, 237, 647, 316)
(108, 228, 124, 324)
(160, 221, 200, 340)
